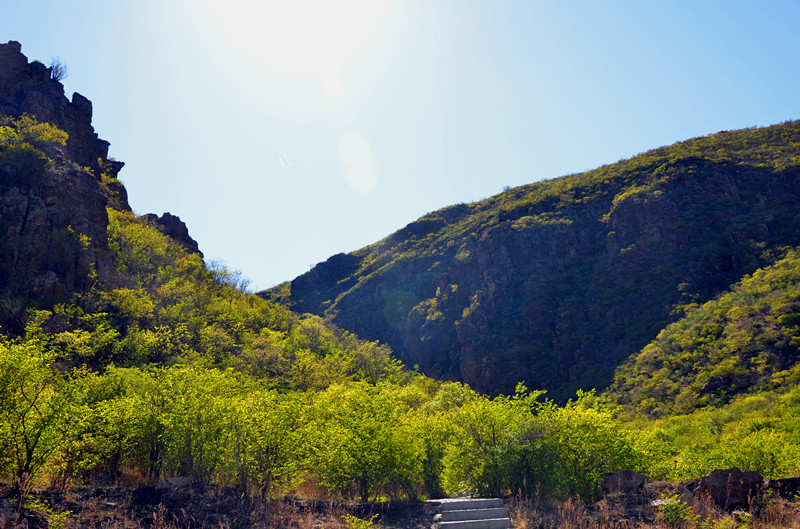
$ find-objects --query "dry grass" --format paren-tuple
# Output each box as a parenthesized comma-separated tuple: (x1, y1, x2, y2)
(508, 486, 800, 529)
(2, 483, 431, 529)
(4, 480, 798, 529)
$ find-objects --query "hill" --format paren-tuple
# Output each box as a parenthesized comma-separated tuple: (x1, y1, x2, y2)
(2, 41, 800, 528)
(264, 120, 800, 399)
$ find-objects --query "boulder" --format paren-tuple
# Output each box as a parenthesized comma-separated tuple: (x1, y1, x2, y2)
(141, 212, 203, 257)
(765, 476, 800, 499)
(0, 499, 18, 529)
(695, 467, 763, 510)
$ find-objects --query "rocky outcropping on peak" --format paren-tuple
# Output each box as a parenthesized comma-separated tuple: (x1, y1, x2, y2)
(0, 41, 128, 301)
(0, 41, 123, 177)
(0, 41, 206, 307)
(141, 212, 204, 257)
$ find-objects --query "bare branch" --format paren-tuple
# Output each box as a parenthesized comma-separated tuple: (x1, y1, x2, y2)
(48, 56, 68, 81)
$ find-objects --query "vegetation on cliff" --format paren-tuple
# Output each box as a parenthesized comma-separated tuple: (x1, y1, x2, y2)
(0, 113, 68, 182)
(610, 248, 800, 418)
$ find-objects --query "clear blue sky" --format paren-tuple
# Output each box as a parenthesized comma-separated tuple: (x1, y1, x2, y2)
(3, 1, 800, 290)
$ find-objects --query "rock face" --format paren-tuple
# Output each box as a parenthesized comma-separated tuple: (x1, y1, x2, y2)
(265, 122, 800, 398)
(0, 41, 124, 176)
(0, 41, 127, 299)
(141, 212, 203, 257)
(764, 477, 800, 500)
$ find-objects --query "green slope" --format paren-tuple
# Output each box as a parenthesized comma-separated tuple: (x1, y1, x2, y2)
(609, 247, 800, 417)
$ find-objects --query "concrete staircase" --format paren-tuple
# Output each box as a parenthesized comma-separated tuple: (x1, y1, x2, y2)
(431, 498, 513, 529)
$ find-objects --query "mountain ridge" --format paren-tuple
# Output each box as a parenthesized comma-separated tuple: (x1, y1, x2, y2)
(263, 120, 800, 399)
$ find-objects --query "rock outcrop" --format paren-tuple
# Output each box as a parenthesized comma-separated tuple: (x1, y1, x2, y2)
(0, 41, 126, 300)
(693, 468, 764, 510)
(602, 471, 649, 495)
(0, 41, 206, 307)
(0, 41, 123, 177)
(141, 212, 203, 257)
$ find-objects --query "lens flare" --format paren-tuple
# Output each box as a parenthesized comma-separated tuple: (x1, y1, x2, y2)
(338, 131, 378, 194)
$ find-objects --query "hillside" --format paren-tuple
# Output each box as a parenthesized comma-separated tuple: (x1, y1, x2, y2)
(0, 43, 658, 516)
(609, 247, 800, 417)
(264, 121, 800, 399)
(2, 41, 800, 528)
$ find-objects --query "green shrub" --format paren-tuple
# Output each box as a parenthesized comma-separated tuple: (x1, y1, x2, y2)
(655, 493, 694, 527)
(0, 115, 68, 183)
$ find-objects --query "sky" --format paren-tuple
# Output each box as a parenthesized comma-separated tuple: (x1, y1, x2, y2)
(3, 1, 800, 291)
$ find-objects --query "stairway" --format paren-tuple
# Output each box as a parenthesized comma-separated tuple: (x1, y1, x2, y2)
(431, 498, 513, 529)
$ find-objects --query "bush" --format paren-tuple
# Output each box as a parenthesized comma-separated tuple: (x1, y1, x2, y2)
(309, 382, 423, 501)
(0, 114, 68, 183)
(654, 493, 695, 528)
(441, 387, 648, 500)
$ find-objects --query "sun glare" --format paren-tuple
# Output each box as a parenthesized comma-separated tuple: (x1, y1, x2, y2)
(205, 0, 389, 99)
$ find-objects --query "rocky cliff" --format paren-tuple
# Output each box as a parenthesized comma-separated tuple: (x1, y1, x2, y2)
(0, 41, 199, 304)
(0, 41, 123, 177)
(264, 122, 800, 398)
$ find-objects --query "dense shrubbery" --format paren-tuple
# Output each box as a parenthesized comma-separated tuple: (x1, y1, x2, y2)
(4, 117, 800, 505)
(441, 388, 648, 500)
(629, 388, 800, 482)
(0, 335, 651, 501)
(605, 247, 800, 482)
(610, 248, 800, 417)
(0, 208, 651, 501)
(2, 202, 799, 502)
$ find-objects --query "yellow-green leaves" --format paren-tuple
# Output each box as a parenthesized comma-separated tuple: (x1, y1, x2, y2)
(0, 114, 68, 183)
(1, 114, 68, 146)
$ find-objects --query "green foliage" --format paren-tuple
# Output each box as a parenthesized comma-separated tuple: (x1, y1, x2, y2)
(611, 248, 800, 418)
(230, 389, 307, 496)
(655, 493, 695, 528)
(310, 382, 423, 501)
(7, 120, 800, 502)
(441, 386, 647, 500)
(1, 114, 68, 146)
(0, 114, 68, 183)
(0, 143, 49, 180)
(534, 391, 648, 499)
(634, 388, 800, 481)
(24, 495, 72, 529)
(0, 340, 83, 493)
(342, 513, 378, 529)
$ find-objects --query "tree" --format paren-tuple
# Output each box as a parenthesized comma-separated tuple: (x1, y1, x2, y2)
(0, 341, 80, 496)
(229, 389, 307, 496)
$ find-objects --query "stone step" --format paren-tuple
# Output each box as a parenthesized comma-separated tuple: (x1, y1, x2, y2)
(439, 498, 505, 512)
(438, 518, 513, 529)
(441, 507, 510, 522)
